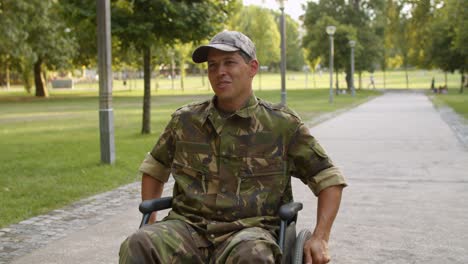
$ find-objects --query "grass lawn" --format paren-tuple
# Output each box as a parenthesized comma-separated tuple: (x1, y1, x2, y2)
(429, 89, 468, 119)
(0, 84, 381, 228)
(65, 68, 461, 91)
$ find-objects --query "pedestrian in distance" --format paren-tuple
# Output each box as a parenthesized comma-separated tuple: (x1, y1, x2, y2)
(119, 30, 347, 264)
(368, 74, 376, 89)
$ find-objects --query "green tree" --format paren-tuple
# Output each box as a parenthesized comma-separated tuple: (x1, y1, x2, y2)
(112, 0, 238, 134)
(60, 0, 97, 68)
(279, 13, 304, 72)
(30, 0, 77, 97)
(407, 0, 436, 68)
(304, 15, 357, 92)
(381, 0, 402, 87)
(428, 0, 467, 92)
(0, 0, 66, 94)
(62, 0, 238, 133)
(385, 0, 412, 88)
(229, 5, 280, 68)
(346, 0, 383, 90)
(373, 0, 390, 88)
(2, 0, 77, 97)
(174, 41, 193, 92)
(302, 0, 381, 91)
(227, 5, 280, 90)
(452, 0, 468, 92)
(398, 17, 411, 89)
(0, 1, 30, 90)
(61, 0, 235, 132)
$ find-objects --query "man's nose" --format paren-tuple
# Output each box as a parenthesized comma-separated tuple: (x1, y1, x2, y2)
(216, 64, 227, 76)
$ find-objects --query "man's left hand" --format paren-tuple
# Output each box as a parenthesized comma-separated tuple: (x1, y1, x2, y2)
(303, 235, 331, 264)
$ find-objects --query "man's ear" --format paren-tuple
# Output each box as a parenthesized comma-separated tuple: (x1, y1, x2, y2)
(249, 59, 259, 77)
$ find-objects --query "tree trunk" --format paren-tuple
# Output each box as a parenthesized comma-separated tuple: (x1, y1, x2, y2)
(359, 72, 362, 90)
(383, 70, 386, 89)
(405, 65, 409, 89)
(179, 53, 185, 92)
(5, 59, 11, 90)
(335, 71, 339, 95)
(460, 72, 465, 94)
(352, 0, 360, 10)
(22, 66, 32, 93)
(154, 68, 159, 91)
(141, 46, 151, 134)
(313, 70, 316, 89)
(201, 71, 205, 87)
(171, 52, 175, 90)
(345, 69, 351, 92)
(34, 58, 48, 97)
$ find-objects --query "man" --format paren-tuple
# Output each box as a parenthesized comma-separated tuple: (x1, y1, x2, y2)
(119, 31, 346, 264)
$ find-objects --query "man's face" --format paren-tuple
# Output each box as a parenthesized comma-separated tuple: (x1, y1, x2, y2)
(207, 49, 258, 110)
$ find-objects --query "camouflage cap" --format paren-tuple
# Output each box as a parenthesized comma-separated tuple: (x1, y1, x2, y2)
(192, 31, 256, 63)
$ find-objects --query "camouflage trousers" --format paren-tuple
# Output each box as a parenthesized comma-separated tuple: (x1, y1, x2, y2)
(119, 219, 281, 264)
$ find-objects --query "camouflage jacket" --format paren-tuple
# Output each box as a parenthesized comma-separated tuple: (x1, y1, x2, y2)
(139, 94, 346, 245)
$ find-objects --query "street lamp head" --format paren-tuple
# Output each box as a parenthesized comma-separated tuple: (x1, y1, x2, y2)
(326, 26, 336, 36)
(349, 40, 356, 47)
(276, 0, 287, 8)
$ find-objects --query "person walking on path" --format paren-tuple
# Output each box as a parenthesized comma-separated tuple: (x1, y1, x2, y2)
(367, 74, 376, 89)
(119, 30, 347, 264)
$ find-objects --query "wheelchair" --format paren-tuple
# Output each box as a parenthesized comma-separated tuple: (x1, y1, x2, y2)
(139, 197, 312, 264)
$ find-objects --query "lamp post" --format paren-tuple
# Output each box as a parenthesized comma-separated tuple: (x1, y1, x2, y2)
(349, 40, 356, 97)
(277, 0, 287, 106)
(326, 25, 336, 103)
(97, 0, 115, 164)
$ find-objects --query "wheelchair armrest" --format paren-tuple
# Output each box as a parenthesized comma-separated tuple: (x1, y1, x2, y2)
(139, 197, 173, 215)
(139, 197, 173, 228)
(278, 202, 303, 223)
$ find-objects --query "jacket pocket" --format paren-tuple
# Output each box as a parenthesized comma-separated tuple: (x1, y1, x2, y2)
(237, 157, 287, 216)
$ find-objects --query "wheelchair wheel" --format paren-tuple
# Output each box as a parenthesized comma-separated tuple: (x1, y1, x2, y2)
(292, 229, 311, 264)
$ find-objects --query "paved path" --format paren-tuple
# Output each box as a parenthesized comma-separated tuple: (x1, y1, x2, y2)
(296, 91, 468, 263)
(2, 91, 468, 263)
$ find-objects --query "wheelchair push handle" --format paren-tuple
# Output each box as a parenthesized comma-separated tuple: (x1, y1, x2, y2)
(278, 202, 303, 223)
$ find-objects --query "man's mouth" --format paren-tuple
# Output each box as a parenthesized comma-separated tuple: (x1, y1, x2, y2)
(217, 80, 231, 89)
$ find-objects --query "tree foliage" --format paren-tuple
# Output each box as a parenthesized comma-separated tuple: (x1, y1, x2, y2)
(303, 0, 367, 90)
(1, 0, 467, 95)
(1, 0, 76, 96)
(227, 5, 280, 68)
(424, 0, 467, 92)
(281, 12, 305, 71)
(0, 1, 32, 90)
(60, 0, 98, 67)
(227, 5, 304, 72)
(111, 0, 239, 134)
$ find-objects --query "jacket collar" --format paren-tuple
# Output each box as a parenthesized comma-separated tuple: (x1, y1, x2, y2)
(197, 94, 257, 133)
(202, 94, 257, 120)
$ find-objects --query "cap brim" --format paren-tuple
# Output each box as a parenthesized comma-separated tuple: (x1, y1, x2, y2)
(192, 44, 240, 63)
